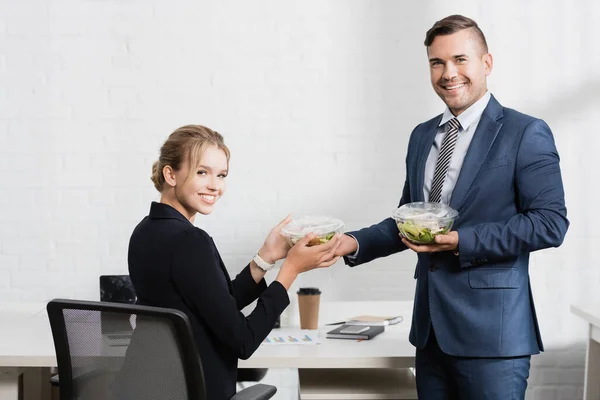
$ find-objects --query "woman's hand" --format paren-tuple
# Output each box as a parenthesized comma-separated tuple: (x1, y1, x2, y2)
(286, 233, 341, 273)
(275, 233, 341, 289)
(258, 215, 293, 263)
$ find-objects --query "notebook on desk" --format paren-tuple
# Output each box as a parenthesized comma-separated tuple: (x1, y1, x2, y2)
(326, 324, 385, 340)
(345, 315, 403, 326)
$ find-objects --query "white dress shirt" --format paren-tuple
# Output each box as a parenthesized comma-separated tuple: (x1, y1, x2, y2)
(423, 91, 491, 204)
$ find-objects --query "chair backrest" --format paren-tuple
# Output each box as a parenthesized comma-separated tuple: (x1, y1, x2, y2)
(47, 299, 206, 400)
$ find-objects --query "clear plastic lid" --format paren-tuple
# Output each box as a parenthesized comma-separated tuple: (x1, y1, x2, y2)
(392, 202, 459, 223)
(280, 215, 345, 238)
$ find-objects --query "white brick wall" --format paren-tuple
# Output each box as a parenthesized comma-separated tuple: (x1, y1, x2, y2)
(1, 0, 599, 398)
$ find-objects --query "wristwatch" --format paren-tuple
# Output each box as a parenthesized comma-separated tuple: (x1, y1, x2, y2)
(252, 252, 276, 271)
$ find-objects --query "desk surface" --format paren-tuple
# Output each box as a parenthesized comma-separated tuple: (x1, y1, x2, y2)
(0, 303, 56, 367)
(240, 300, 414, 369)
(571, 303, 600, 328)
(0, 301, 415, 369)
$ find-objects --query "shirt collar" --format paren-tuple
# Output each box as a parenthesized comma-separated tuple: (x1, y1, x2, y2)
(438, 91, 491, 130)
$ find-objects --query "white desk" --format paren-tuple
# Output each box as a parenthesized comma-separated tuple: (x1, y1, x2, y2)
(571, 303, 600, 400)
(241, 301, 417, 399)
(241, 301, 415, 369)
(0, 301, 416, 400)
(0, 304, 56, 400)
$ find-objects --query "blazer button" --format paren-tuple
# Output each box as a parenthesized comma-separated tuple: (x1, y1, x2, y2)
(429, 265, 437, 272)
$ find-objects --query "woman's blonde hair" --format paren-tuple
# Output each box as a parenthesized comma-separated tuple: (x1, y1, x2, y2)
(151, 125, 230, 192)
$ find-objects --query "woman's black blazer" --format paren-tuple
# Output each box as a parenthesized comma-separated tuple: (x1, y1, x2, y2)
(128, 202, 289, 399)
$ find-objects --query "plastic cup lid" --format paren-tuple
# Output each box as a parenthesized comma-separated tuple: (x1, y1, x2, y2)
(297, 287, 321, 295)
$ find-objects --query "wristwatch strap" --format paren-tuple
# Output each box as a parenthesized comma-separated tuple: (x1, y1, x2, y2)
(253, 252, 276, 271)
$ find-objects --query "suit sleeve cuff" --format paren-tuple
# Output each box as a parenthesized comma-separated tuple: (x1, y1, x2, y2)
(346, 234, 360, 258)
(264, 281, 290, 315)
(239, 264, 268, 293)
(456, 227, 488, 268)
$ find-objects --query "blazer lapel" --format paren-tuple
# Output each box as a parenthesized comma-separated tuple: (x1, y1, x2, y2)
(415, 116, 442, 202)
(450, 96, 504, 211)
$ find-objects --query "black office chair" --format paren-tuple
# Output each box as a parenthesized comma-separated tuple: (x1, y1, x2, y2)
(48, 275, 138, 388)
(47, 299, 277, 400)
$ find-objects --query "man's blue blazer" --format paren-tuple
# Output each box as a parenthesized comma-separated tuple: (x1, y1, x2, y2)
(346, 95, 569, 357)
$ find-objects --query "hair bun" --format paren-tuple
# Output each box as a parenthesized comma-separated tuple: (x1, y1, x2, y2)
(151, 161, 162, 192)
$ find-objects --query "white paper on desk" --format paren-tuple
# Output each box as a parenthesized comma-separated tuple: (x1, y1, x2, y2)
(262, 329, 321, 345)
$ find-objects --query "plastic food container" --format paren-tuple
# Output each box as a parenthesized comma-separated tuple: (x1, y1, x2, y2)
(281, 216, 344, 247)
(392, 202, 458, 244)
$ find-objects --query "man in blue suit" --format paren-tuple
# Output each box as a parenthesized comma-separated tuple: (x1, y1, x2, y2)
(335, 15, 568, 399)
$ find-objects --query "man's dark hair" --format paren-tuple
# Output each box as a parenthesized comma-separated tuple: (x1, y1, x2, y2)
(424, 15, 488, 54)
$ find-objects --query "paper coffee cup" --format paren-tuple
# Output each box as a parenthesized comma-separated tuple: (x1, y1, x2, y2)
(297, 287, 321, 329)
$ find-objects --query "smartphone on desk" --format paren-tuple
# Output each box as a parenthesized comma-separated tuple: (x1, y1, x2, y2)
(339, 325, 369, 334)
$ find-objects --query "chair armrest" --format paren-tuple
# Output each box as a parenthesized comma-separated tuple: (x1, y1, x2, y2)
(230, 383, 277, 400)
(49, 374, 60, 386)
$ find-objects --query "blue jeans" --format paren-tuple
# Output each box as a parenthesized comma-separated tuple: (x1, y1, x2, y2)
(415, 329, 531, 400)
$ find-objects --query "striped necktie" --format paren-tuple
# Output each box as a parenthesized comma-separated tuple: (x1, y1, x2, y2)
(429, 118, 461, 203)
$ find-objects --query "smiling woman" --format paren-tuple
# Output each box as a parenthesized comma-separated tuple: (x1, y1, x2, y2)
(127, 124, 342, 399)
(150, 125, 230, 220)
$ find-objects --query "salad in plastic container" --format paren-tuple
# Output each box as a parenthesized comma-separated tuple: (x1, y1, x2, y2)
(392, 202, 458, 244)
(281, 216, 344, 247)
